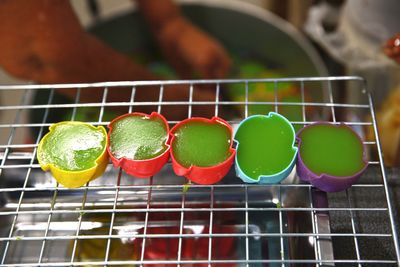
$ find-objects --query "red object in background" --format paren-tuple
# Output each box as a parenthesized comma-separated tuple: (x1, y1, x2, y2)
(134, 225, 236, 267)
(131, 204, 238, 266)
(170, 117, 236, 185)
(107, 112, 171, 178)
(383, 33, 400, 64)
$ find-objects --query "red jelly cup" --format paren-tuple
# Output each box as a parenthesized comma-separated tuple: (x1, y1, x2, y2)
(170, 117, 236, 185)
(107, 112, 170, 178)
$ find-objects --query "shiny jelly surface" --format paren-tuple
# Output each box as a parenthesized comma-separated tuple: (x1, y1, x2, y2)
(172, 120, 232, 168)
(235, 114, 296, 180)
(39, 124, 106, 171)
(298, 124, 365, 177)
(109, 115, 168, 160)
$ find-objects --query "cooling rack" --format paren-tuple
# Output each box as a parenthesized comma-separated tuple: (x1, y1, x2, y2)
(0, 77, 398, 266)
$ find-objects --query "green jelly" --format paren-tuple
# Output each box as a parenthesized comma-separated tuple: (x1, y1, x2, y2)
(235, 114, 296, 180)
(298, 124, 365, 177)
(109, 115, 168, 160)
(39, 123, 106, 171)
(172, 120, 232, 168)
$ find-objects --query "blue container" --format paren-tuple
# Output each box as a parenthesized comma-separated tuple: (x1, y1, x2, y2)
(234, 112, 297, 184)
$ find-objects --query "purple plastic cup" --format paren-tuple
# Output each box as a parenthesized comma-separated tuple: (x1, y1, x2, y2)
(296, 122, 368, 192)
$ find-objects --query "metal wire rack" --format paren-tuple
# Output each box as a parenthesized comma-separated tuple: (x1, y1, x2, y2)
(0, 76, 398, 266)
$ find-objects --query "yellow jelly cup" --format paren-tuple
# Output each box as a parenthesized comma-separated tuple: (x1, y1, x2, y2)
(37, 121, 109, 188)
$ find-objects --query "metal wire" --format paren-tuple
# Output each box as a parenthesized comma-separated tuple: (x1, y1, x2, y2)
(0, 77, 398, 266)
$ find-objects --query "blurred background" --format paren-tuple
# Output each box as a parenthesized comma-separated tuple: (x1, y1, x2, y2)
(0, 1, 399, 265)
(0, 0, 399, 166)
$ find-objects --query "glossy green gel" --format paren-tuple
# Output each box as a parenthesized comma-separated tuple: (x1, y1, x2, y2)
(109, 115, 168, 160)
(298, 124, 365, 177)
(172, 121, 231, 168)
(235, 114, 296, 180)
(39, 123, 106, 171)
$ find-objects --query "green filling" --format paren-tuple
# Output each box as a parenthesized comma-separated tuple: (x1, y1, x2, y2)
(110, 115, 168, 160)
(39, 123, 106, 171)
(299, 124, 365, 177)
(172, 121, 231, 168)
(235, 114, 296, 179)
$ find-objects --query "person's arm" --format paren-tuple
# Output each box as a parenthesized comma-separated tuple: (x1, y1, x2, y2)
(0, 0, 216, 120)
(136, 0, 231, 79)
(135, 0, 181, 31)
(0, 0, 157, 101)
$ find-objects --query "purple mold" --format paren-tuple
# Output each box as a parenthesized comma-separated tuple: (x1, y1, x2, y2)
(296, 122, 368, 193)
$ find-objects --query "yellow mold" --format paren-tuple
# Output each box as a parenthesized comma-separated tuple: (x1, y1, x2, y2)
(37, 121, 108, 188)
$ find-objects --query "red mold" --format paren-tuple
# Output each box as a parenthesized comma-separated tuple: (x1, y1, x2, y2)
(169, 117, 235, 185)
(107, 112, 170, 178)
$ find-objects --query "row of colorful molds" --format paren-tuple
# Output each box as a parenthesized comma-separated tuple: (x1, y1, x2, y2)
(37, 112, 367, 192)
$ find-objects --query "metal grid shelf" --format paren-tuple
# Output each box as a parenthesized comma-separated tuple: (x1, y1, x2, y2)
(0, 77, 398, 266)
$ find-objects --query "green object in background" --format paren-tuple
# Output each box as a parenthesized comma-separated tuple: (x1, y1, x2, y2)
(298, 124, 365, 177)
(65, 107, 118, 123)
(148, 62, 178, 80)
(234, 114, 296, 180)
(228, 61, 303, 131)
(172, 120, 232, 168)
(38, 123, 106, 171)
(109, 115, 169, 160)
(230, 61, 293, 94)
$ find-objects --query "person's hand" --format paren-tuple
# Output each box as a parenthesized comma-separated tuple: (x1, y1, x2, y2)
(156, 17, 231, 79)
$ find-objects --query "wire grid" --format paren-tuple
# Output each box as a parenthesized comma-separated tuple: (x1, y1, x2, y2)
(0, 77, 398, 266)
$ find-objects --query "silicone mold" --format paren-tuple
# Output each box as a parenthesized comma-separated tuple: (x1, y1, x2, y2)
(170, 117, 235, 184)
(234, 112, 297, 184)
(37, 121, 108, 188)
(107, 112, 170, 178)
(296, 122, 368, 192)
